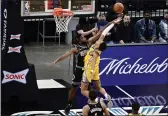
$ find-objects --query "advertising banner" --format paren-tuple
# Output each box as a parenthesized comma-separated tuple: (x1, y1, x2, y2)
(76, 44, 168, 108)
(100, 44, 168, 86)
(1, 0, 38, 103)
(10, 106, 168, 116)
(59, 106, 168, 116)
(1, 0, 28, 75)
(1, 0, 8, 61)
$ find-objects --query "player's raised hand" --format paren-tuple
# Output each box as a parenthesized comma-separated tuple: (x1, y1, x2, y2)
(49, 61, 56, 67)
(117, 13, 124, 18)
(113, 17, 122, 24)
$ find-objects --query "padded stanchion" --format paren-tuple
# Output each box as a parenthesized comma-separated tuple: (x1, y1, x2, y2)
(1, 0, 38, 104)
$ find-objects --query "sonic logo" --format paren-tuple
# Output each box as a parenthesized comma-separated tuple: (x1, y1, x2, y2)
(2, 69, 29, 84)
(8, 46, 22, 53)
(10, 34, 21, 40)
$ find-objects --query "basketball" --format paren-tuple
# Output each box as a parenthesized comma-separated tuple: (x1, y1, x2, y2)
(113, 2, 124, 14)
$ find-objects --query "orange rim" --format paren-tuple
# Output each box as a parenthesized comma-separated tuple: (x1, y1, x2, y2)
(53, 8, 74, 16)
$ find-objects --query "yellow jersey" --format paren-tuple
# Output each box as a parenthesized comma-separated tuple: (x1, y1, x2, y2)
(84, 45, 101, 70)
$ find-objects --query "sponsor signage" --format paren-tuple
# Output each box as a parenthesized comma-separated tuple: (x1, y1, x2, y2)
(8, 46, 22, 53)
(1, 4, 8, 61)
(2, 69, 29, 84)
(99, 44, 168, 86)
(59, 106, 168, 116)
(1, 9, 8, 51)
(1, 0, 38, 105)
(11, 106, 168, 116)
(75, 45, 168, 108)
(10, 34, 21, 40)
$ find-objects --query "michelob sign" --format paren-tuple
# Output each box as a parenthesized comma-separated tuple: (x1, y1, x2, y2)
(75, 44, 168, 108)
(100, 44, 168, 86)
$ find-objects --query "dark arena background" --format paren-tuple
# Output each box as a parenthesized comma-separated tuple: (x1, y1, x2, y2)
(1, 0, 168, 115)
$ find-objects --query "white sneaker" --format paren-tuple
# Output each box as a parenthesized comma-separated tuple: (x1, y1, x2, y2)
(107, 100, 113, 108)
(106, 94, 111, 101)
(106, 95, 113, 108)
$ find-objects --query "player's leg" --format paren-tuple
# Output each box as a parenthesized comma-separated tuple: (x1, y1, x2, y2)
(92, 68, 107, 96)
(65, 83, 78, 114)
(80, 71, 91, 98)
(65, 68, 83, 114)
(93, 80, 109, 99)
(67, 86, 78, 105)
(93, 80, 113, 108)
(69, 68, 83, 102)
(64, 85, 78, 114)
(92, 69, 113, 108)
(81, 81, 90, 97)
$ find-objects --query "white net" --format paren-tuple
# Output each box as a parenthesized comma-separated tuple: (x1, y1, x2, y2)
(53, 10, 73, 34)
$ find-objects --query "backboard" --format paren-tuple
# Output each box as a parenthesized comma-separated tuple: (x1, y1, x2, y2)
(71, 0, 95, 15)
(21, 0, 95, 17)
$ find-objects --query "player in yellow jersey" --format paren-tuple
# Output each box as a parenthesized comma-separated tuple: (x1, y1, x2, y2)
(129, 102, 143, 116)
(81, 16, 123, 107)
(49, 16, 122, 114)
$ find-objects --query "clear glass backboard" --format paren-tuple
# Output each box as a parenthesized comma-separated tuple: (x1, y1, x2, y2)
(21, 0, 95, 17)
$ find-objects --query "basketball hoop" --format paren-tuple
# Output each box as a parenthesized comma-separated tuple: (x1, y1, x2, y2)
(53, 8, 74, 33)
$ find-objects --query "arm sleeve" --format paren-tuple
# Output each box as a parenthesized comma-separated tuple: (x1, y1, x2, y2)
(102, 23, 115, 36)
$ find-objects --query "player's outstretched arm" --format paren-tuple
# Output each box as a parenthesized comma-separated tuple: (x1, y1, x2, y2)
(98, 17, 122, 41)
(49, 48, 78, 67)
(78, 27, 98, 37)
(88, 20, 115, 44)
(98, 20, 115, 33)
(88, 17, 122, 45)
(87, 32, 102, 46)
(98, 13, 123, 34)
(87, 24, 113, 47)
(82, 105, 89, 116)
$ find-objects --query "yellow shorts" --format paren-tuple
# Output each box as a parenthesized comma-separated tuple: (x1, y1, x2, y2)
(82, 68, 100, 83)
